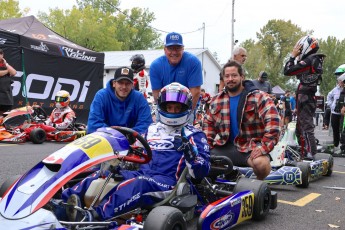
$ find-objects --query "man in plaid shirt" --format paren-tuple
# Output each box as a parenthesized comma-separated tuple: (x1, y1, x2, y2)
(202, 61, 281, 180)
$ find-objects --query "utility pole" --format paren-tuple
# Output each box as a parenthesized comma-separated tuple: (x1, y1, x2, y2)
(231, 0, 235, 57)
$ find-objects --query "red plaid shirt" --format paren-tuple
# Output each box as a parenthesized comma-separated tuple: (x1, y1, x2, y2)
(202, 80, 281, 155)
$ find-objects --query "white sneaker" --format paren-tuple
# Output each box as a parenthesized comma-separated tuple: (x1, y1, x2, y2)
(306, 152, 315, 160)
(334, 146, 341, 154)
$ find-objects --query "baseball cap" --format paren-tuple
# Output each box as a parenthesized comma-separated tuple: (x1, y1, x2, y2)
(165, 32, 184, 47)
(259, 71, 268, 79)
(114, 67, 133, 82)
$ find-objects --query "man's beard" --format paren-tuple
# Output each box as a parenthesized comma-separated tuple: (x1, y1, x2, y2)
(226, 82, 241, 93)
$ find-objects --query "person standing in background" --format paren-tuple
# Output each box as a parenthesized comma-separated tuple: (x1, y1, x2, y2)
(219, 47, 247, 92)
(0, 49, 17, 116)
(150, 32, 203, 111)
(327, 74, 345, 154)
(252, 71, 272, 94)
(130, 54, 149, 98)
(284, 35, 326, 159)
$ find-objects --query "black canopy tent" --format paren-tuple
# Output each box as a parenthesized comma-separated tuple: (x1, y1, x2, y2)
(0, 16, 104, 123)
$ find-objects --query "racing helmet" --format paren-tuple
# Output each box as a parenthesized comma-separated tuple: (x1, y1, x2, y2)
(130, 54, 145, 71)
(55, 90, 70, 108)
(157, 82, 192, 126)
(334, 64, 345, 76)
(295, 35, 319, 61)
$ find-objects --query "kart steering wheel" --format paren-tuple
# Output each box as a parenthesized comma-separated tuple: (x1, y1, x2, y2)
(32, 105, 47, 121)
(112, 126, 152, 164)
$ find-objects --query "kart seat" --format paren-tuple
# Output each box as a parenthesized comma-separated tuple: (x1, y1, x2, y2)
(84, 177, 121, 208)
(208, 155, 234, 179)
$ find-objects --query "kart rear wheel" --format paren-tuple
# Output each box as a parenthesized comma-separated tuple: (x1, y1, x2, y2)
(0, 175, 21, 198)
(314, 153, 333, 176)
(295, 162, 310, 188)
(30, 128, 46, 144)
(233, 178, 271, 221)
(144, 206, 187, 230)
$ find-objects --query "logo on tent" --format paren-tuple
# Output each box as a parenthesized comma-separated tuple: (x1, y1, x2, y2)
(30, 42, 49, 52)
(0, 38, 7, 45)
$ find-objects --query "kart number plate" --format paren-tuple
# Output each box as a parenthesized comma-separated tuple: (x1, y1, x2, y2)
(238, 193, 254, 223)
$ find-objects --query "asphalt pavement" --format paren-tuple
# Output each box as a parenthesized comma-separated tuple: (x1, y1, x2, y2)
(0, 120, 344, 229)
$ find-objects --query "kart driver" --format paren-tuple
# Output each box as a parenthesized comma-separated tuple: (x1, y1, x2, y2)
(45, 90, 76, 130)
(61, 82, 210, 221)
(284, 35, 326, 159)
(130, 54, 149, 98)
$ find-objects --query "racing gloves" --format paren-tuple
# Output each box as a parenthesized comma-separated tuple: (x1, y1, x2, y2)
(173, 135, 197, 162)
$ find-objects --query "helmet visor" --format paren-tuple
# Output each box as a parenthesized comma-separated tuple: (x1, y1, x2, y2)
(160, 91, 190, 105)
(55, 96, 68, 102)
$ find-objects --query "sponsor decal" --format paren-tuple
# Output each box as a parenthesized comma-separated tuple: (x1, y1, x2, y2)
(60, 46, 97, 62)
(114, 192, 141, 213)
(12, 72, 90, 103)
(210, 210, 233, 229)
(0, 38, 7, 44)
(30, 42, 49, 52)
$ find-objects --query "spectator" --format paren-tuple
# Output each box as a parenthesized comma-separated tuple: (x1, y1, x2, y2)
(130, 54, 149, 98)
(203, 60, 280, 180)
(327, 74, 345, 154)
(87, 67, 152, 134)
(219, 47, 247, 92)
(252, 71, 273, 94)
(290, 92, 297, 121)
(62, 83, 210, 221)
(284, 35, 326, 159)
(150, 32, 203, 111)
(281, 90, 292, 126)
(0, 49, 17, 116)
(324, 64, 345, 130)
(200, 88, 212, 113)
(45, 90, 76, 130)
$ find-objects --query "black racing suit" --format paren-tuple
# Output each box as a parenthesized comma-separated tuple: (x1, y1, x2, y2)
(284, 53, 326, 156)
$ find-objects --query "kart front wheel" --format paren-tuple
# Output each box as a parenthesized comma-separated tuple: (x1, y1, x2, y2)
(30, 128, 46, 144)
(314, 153, 333, 176)
(233, 178, 271, 221)
(296, 162, 310, 188)
(144, 206, 187, 230)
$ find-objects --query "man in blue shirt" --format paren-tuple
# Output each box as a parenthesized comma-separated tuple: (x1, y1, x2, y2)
(150, 32, 203, 111)
(87, 67, 152, 134)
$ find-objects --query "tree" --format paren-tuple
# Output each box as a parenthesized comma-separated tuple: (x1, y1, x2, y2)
(37, 1, 161, 51)
(0, 0, 25, 20)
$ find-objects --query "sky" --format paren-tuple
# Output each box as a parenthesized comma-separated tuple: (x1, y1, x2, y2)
(18, 0, 345, 64)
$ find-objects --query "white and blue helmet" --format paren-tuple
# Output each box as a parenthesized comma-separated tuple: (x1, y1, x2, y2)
(157, 82, 192, 126)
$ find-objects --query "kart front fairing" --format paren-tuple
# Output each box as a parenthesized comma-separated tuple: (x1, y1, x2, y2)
(0, 127, 130, 221)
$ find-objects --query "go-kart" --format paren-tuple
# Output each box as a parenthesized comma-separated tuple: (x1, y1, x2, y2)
(235, 121, 333, 188)
(0, 105, 86, 144)
(0, 126, 277, 230)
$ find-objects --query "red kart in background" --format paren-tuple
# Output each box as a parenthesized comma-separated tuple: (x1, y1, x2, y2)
(0, 105, 86, 144)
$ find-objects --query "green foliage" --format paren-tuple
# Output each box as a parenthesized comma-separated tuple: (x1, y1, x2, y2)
(0, 0, 23, 20)
(37, 1, 161, 52)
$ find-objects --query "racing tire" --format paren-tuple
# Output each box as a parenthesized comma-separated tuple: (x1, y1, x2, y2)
(233, 178, 271, 221)
(30, 128, 46, 144)
(295, 162, 311, 188)
(144, 206, 187, 230)
(314, 153, 333, 176)
(0, 175, 21, 198)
